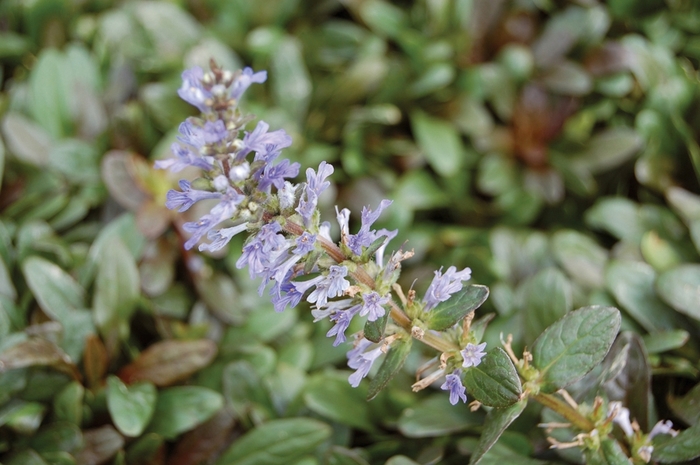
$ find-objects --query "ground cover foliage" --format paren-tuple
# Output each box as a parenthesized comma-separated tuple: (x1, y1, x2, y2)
(1, 0, 700, 464)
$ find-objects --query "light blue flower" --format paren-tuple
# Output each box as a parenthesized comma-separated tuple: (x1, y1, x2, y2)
(359, 291, 388, 322)
(423, 266, 472, 311)
(441, 371, 467, 405)
(461, 342, 487, 368)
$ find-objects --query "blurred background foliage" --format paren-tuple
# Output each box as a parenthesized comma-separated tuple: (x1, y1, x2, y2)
(1, 0, 700, 464)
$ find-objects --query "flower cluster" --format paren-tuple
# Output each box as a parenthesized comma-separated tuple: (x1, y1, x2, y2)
(157, 62, 486, 402)
(608, 401, 678, 463)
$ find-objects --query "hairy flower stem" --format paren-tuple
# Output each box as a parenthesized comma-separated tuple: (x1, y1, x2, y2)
(282, 219, 455, 353)
(533, 393, 594, 432)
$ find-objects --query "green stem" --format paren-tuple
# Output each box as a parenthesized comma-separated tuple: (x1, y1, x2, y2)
(532, 393, 594, 432)
(282, 218, 454, 353)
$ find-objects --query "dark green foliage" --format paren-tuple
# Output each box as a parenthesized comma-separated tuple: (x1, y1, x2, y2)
(1, 0, 700, 463)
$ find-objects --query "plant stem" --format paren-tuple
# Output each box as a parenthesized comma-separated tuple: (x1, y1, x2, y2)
(532, 393, 594, 432)
(282, 218, 454, 353)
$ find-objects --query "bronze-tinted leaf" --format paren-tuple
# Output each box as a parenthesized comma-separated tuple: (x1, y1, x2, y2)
(0, 338, 80, 380)
(118, 339, 217, 387)
(75, 425, 124, 465)
(167, 410, 235, 465)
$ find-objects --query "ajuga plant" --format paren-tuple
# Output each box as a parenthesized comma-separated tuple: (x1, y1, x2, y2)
(157, 62, 699, 465)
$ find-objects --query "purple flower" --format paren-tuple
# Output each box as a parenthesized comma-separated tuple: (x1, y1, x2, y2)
(348, 343, 384, 388)
(461, 342, 487, 368)
(296, 191, 317, 226)
(178, 67, 211, 112)
(326, 265, 350, 299)
(294, 232, 317, 255)
(230, 67, 267, 100)
(441, 371, 467, 405)
(374, 228, 398, 266)
(649, 420, 677, 439)
(346, 199, 393, 255)
(359, 291, 388, 322)
(178, 119, 227, 150)
(154, 143, 214, 173)
(255, 159, 300, 192)
(236, 121, 293, 162)
(327, 305, 361, 346)
(306, 162, 334, 197)
(271, 280, 304, 313)
(181, 188, 244, 250)
(165, 180, 221, 212)
(198, 223, 249, 253)
(423, 266, 472, 311)
(236, 222, 288, 278)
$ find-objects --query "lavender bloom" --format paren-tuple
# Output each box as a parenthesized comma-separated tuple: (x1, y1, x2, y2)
(182, 188, 244, 250)
(649, 420, 677, 439)
(327, 304, 361, 346)
(326, 265, 350, 299)
(609, 402, 634, 437)
(441, 371, 467, 405)
(306, 161, 334, 196)
(296, 191, 317, 226)
(311, 298, 355, 322)
(154, 143, 214, 173)
(230, 67, 267, 100)
(255, 159, 300, 192)
(271, 280, 304, 313)
(423, 266, 472, 311)
(236, 222, 288, 278)
(165, 180, 220, 212)
(178, 119, 227, 150)
(177, 67, 210, 112)
(348, 343, 385, 388)
(374, 228, 398, 267)
(347, 337, 373, 361)
(336, 207, 350, 239)
(198, 223, 249, 253)
(359, 291, 389, 322)
(461, 342, 487, 368)
(236, 121, 293, 162)
(294, 232, 317, 255)
(346, 199, 393, 255)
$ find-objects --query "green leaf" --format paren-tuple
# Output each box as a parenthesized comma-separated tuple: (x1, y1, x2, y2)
(4, 449, 50, 465)
(53, 382, 84, 425)
(652, 422, 700, 463)
(22, 256, 85, 321)
(215, 418, 331, 465)
(271, 37, 312, 122)
(522, 268, 572, 344)
(463, 347, 522, 407)
(551, 230, 608, 288)
(642, 330, 689, 354)
(29, 422, 83, 454)
(572, 128, 642, 174)
(601, 332, 651, 431)
(586, 198, 645, 243)
(427, 285, 489, 332)
(93, 238, 140, 334)
(29, 49, 74, 138)
(606, 260, 680, 332)
(469, 400, 527, 465)
(397, 394, 482, 438)
(410, 110, 465, 177)
(106, 376, 157, 437)
(656, 265, 700, 321)
(364, 311, 388, 343)
(147, 386, 223, 439)
(668, 382, 700, 426)
(124, 433, 164, 465)
(367, 337, 412, 400)
(304, 373, 375, 432)
(531, 306, 621, 393)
